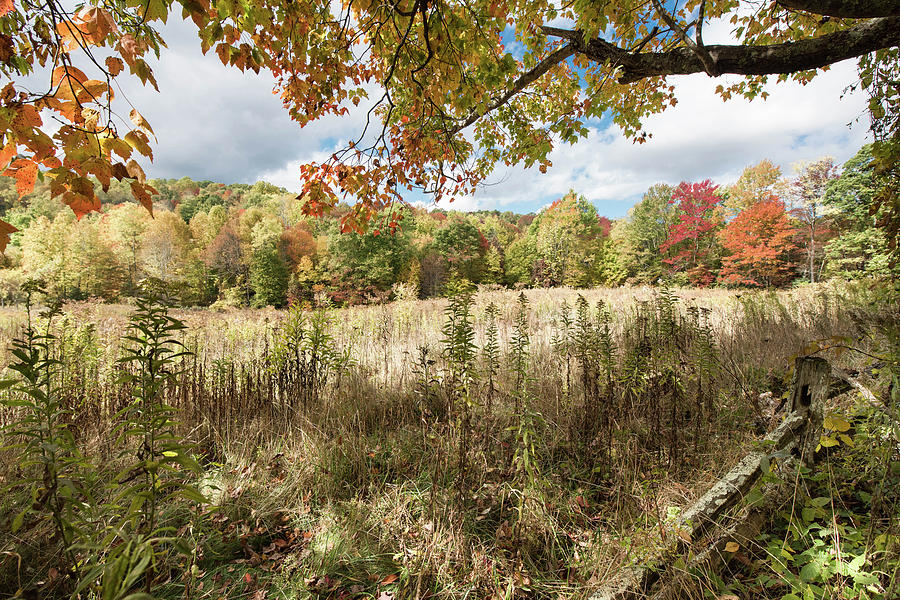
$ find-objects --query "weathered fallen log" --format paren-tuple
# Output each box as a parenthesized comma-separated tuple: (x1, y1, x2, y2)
(590, 357, 833, 600)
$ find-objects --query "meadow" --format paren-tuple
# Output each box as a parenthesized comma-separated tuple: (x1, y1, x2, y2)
(0, 281, 898, 600)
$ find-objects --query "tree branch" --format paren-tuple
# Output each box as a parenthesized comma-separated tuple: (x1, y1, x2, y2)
(650, 0, 718, 75)
(542, 17, 900, 84)
(453, 42, 577, 132)
(777, 0, 900, 18)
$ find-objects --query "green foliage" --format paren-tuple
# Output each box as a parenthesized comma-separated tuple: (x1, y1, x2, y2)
(619, 183, 676, 283)
(1, 283, 86, 582)
(481, 302, 501, 405)
(250, 242, 289, 307)
(102, 288, 204, 594)
(822, 145, 894, 280)
(267, 303, 353, 408)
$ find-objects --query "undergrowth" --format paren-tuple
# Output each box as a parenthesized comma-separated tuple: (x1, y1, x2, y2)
(0, 281, 896, 599)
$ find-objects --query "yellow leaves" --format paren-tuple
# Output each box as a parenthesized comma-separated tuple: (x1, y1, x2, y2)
(101, 135, 132, 161)
(84, 156, 112, 191)
(124, 130, 153, 160)
(817, 413, 855, 452)
(81, 108, 101, 131)
(724, 541, 740, 553)
(131, 58, 158, 91)
(0, 219, 17, 253)
(129, 109, 156, 142)
(824, 415, 851, 433)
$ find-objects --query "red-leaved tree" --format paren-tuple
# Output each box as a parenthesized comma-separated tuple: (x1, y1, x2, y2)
(718, 198, 799, 287)
(660, 180, 722, 286)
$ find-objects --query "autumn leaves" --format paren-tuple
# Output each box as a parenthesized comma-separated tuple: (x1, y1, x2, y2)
(0, 2, 171, 250)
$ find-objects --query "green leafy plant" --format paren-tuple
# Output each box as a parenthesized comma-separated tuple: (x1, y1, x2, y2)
(0, 281, 88, 589)
(80, 288, 205, 598)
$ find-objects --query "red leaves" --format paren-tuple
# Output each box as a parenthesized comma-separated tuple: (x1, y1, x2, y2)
(661, 180, 723, 285)
(0, 0, 13, 17)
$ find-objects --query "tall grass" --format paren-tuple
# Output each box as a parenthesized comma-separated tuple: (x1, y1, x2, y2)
(0, 281, 896, 599)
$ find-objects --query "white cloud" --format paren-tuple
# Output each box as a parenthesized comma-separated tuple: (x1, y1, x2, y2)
(460, 59, 869, 216)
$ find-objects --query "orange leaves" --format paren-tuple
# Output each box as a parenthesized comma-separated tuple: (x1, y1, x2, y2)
(216, 42, 231, 66)
(61, 189, 101, 219)
(0, 142, 14, 168)
(79, 7, 117, 44)
(117, 34, 139, 65)
(12, 104, 42, 129)
(0, 219, 17, 253)
(56, 8, 117, 50)
(49, 172, 100, 219)
(182, 0, 212, 28)
(4, 158, 38, 197)
(105, 56, 125, 77)
(51, 65, 112, 122)
(0, 3, 164, 233)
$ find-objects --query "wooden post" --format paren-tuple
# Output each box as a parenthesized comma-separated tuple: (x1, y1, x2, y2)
(788, 356, 830, 464)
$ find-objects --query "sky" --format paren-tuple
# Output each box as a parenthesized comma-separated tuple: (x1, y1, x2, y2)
(109, 13, 871, 219)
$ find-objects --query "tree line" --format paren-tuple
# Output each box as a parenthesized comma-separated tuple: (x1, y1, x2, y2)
(0, 144, 891, 308)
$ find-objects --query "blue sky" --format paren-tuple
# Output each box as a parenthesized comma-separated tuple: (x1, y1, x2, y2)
(112, 14, 870, 219)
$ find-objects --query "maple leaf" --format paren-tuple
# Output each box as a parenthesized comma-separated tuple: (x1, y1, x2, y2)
(79, 7, 117, 44)
(4, 159, 38, 197)
(125, 159, 146, 183)
(61, 189, 101, 219)
(130, 181, 157, 214)
(129, 109, 156, 141)
(105, 56, 125, 77)
(0, 219, 18, 253)
(0, 143, 15, 169)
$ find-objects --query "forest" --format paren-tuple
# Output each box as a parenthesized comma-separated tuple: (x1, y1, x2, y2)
(0, 145, 894, 309)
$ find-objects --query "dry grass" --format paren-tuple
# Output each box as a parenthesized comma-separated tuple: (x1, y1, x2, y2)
(0, 280, 896, 599)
